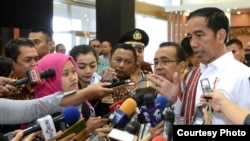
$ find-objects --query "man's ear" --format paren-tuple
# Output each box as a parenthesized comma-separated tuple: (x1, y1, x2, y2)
(48, 40, 55, 47)
(217, 29, 227, 44)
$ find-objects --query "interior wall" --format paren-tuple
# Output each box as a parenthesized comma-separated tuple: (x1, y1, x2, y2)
(230, 13, 250, 49)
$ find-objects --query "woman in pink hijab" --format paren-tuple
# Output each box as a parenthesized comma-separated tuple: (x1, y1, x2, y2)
(34, 53, 109, 137)
(34, 53, 78, 98)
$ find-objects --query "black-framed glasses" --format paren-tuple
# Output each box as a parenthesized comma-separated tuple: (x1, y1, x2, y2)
(154, 59, 180, 66)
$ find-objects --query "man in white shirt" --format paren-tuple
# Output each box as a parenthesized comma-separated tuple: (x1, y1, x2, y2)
(147, 7, 250, 125)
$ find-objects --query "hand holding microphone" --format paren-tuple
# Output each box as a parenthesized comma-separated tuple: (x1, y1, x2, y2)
(0, 77, 17, 96)
(4, 106, 80, 140)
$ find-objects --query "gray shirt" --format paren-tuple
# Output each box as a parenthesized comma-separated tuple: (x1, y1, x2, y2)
(0, 91, 69, 124)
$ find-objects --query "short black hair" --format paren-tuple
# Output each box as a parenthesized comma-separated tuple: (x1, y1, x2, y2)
(55, 43, 65, 51)
(5, 38, 35, 62)
(181, 37, 194, 56)
(70, 44, 98, 62)
(159, 41, 186, 62)
(30, 27, 52, 41)
(89, 39, 100, 46)
(111, 43, 137, 63)
(226, 39, 243, 49)
(188, 7, 229, 43)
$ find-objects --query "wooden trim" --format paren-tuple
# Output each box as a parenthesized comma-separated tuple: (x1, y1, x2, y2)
(135, 1, 167, 19)
(13, 28, 20, 39)
(230, 26, 250, 39)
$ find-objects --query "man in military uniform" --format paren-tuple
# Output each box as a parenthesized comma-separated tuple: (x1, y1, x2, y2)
(119, 28, 153, 88)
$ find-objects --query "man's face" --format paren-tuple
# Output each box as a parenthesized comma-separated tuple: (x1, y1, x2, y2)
(187, 17, 224, 65)
(154, 46, 185, 82)
(28, 32, 52, 58)
(226, 43, 245, 63)
(244, 43, 250, 55)
(90, 40, 101, 56)
(13, 46, 39, 78)
(56, 45, 66, 54)
(133, 45, 144, 66)
(110, 48, 136, 79)
(101, 41, 111, 56)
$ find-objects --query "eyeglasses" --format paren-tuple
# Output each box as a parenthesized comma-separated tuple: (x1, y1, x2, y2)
(154, 59, 180, 66)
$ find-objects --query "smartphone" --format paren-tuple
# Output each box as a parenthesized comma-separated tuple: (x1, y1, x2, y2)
(200, 78, 212, 99)
(104, 79, 132, 88)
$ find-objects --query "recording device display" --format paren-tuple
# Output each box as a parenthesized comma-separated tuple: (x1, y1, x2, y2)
(9, 68, 56, 87)
(104, 79, 132, 88)
(200, 78, 212, 99)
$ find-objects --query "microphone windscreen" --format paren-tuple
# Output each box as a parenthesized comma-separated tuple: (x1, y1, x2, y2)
(61, 106, 80, 125)
(40, 68, 56, 79)
(152, 135, 167, 141)
(143, 93, 155, 108)
(124, 120, 140, 135)
(119, 98, 137, 117)
(155, 96, 168, 110)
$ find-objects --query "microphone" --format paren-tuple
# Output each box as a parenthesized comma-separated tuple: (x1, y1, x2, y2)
(111, 98, 137, 128)
(155, 96, 168, 111)
(140, 93, 164, 127)
(131, 87, 157, 107)
(102, 98, 126, 119)
(24, 106, 80, 136)
(123, 120, 140, 135)
(152, 135, 168, 141)
(163, 106, 175, 140)
(243, 114, 250, 125)
(108, 120, 140, 141)
(9, 67, 56, 87)
(109, 98, 125, 113)
(140, 95, 168, 140)
(3, 106, 80, 140)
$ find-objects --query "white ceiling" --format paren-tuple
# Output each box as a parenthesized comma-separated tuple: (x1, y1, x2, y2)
(165, 0, 250, 12)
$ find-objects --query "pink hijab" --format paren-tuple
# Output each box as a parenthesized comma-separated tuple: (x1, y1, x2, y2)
(34, 53, 77, 98)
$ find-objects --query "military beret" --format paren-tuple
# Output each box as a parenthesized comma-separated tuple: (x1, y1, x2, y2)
(119, 28, 149, 47)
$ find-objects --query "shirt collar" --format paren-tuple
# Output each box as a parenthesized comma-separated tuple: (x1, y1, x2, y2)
(200, 52, 234, 73)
